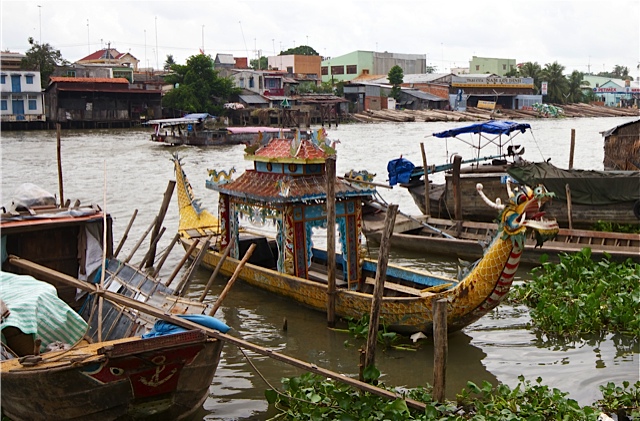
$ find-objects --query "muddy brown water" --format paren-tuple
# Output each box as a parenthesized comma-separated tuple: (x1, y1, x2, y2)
(1, 117, 637, 419)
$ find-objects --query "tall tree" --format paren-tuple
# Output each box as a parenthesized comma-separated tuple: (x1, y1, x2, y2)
(250, 56, 268, 70)
(597, 65, 632, 81)
(21, 37, 69, 88)
(541, 61, 569, 103)
(566, 70, 585, 103)
(519, 62, 543, 93)
(280, 45, 319, 56)
(161, 54, 240, 115)
(163, 55, 176, 71)
(388, 65, 404, 100)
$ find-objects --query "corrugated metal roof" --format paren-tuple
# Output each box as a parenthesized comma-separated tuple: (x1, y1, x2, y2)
(402, 89, 447, 101)
(49, 77, 129, 84)
(239, 94, 269, 104)
(216, 54, 236, 64)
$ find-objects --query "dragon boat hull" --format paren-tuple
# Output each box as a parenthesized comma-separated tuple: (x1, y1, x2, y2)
(178, 234, 514, 334)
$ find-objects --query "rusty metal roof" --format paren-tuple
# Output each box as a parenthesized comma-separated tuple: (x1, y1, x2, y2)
(49, 77, 129, 84)
(210, 170, 374, 203)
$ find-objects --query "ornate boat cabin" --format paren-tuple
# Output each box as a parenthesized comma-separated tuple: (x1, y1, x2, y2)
(206, 130, 375, 287)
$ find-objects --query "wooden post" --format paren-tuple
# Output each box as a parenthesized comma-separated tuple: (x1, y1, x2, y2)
(364, 203, 398, 373)
(420, 142, 431, 216)
(138, 227, 165, 269)
(208, 243, 256, 316)
(452, 155, 463, 220)
(326, 157, 337, 327)
(8, 254, 428, 412)
(565, 184, 573, 230)
(199, 237, 235, 302)
(145, 180, 175, 269)
(569, 129, 576, 170)
(432, 298, 448, 402)
(114, 209, 138, 258)
(56, 123, 64, 207)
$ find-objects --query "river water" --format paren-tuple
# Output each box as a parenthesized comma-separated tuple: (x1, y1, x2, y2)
(1, 116, 638, 419)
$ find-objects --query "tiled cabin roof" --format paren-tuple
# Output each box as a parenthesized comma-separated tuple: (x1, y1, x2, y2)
(212, 170, 374, 203)
(253, 138, 328, 163)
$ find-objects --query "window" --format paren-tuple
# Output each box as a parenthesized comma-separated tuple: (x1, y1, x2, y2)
(286, 66, 293, 74)
(26, 75, 34, 84)
(66, 70, 76, 77)
(28, 95, 37, 110)
(321, 67, 328, 76)
(1, 99, 6, 110)
(502, 64, 507, 70)
(475, 65, 480, 71)
(249, 76, 254, 88)
(1, 75, 5, 84)
(239, 77, 245, 88)
(346, 65, 357, 74)
(331, 65, 344, 75)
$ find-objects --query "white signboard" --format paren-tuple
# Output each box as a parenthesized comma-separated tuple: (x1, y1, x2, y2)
(541, 81, 548, 95)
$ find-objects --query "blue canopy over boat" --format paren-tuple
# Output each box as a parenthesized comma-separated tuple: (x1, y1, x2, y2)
(433, 121, 531, 138)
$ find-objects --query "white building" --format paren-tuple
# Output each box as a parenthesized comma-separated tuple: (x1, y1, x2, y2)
(0, 70, 46, 122)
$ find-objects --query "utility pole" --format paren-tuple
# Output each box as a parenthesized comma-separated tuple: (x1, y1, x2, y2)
(37, 5, 42, 44)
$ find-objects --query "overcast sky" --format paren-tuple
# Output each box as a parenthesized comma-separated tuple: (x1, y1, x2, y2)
(2, 0, 639, 77)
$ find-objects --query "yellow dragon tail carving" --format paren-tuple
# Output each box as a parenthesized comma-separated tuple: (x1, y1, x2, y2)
(171, 153, 220, 236)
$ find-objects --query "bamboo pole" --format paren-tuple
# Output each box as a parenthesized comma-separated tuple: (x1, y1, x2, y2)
(6, 255, 426, 412)
(364, 203, 397, 372)
(145, 180, 175, 269)
(326, 157, 337, 327)
(164, 239, 200, 287)
(174, 235, 213, 296)
(138, 227, 166, 270)
(55, 124, 65, 207)
(199, 237, 235, 302)
(152, 233, 180, 278)
(432, 298, 448, 402)
(208, 243, 256, 316)
(420, 143, 431, 216)
(114, 209, 138, 258)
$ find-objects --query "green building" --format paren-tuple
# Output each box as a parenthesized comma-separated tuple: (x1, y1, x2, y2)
(321, 51, 426, 83)
(469, 56, 516, 76)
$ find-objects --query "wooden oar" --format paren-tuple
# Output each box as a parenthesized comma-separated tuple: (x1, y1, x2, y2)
(7, 254, 426, 412)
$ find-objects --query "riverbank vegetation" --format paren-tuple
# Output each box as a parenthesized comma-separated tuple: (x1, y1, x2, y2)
(509, 249, 640, 337)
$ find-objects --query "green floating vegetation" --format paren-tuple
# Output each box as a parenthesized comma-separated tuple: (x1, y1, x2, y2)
(509, 248, 640, 337)
(591, 220, 640, 234)
(265, 373, 639, 420)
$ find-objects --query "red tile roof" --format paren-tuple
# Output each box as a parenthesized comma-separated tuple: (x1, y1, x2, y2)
(77, 49, 120, 62)
(253, 138, 328, 163)
(212, 170, 374, 203)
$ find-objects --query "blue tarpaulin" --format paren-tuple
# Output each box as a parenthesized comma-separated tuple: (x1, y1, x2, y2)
(433, 121, 531, 138)
(387, 157, 415, 186)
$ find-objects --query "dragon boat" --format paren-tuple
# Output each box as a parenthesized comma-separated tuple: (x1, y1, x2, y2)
(172, 130, 560, 334)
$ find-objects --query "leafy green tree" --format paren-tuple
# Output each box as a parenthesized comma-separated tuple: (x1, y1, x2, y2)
(425, 65, 437, 74)
(280, 45, 319, 56)
(21, 37, 69, 88)
(163, 54, 176, 71)
(519, 62, 543, 93)
(250, 56, 268, 70)
(541, 61, 569, 103)
(388, 65, 404, 100)
(161, 54, 240, 115)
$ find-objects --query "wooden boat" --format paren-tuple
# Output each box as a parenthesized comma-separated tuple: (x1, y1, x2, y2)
(392, 120, 640, 229)
(0, 198, 226, 421)
(171, 130, 560, 334)
(148, 112, 291, 146)
(362, 205, 640, 266)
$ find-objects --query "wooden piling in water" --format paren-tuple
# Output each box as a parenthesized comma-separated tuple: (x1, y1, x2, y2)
(569, 129, 576, 169)
(326, 157, 337, 328)
(145, 180, 175, 268)
(420, 142, 431, 216)
(364, 203, 398, 372)
(114, 209, 138, 258)
(432, 298, 448, 402)
(452, 155, 463, 220)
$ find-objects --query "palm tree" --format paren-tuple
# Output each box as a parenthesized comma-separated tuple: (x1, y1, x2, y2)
(566, 70, 585, 103)
(519, 62, 543, 93)
(541, 62, 569, 104)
